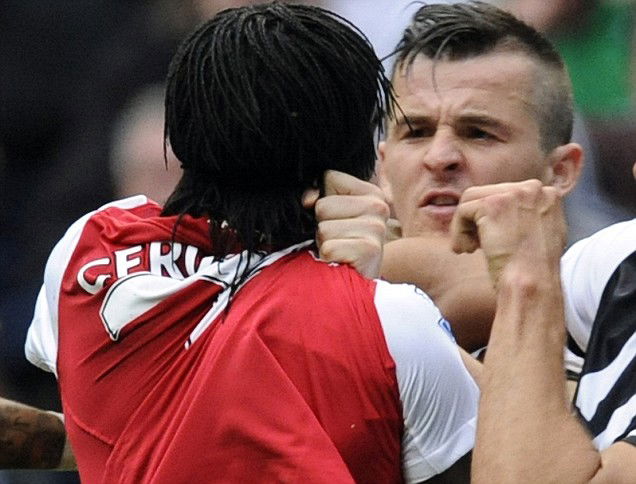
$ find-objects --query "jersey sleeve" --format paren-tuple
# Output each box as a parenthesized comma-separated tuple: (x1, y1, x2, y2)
(25, 213, 93, 376)
(374, 279, 478, 482)
(26, 286, 60, 375)
(25, 195, 149, 376)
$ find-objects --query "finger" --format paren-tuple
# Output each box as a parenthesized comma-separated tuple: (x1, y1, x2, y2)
(459, 179, 543, 204)
(452, 180, 545, 254)
(538, 185, 560, 214)
(450, 198, 483, 254)
(453, 186, 561, 283)
(323, 170, 385, 199)
(301, 188, 320, 209)
(314, 194, 389, 222)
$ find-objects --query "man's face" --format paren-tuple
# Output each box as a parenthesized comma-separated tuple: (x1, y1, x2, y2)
(379, 51, 554, 237)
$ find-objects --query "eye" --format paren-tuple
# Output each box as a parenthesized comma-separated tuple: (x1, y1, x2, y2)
(403, 125, 434, 139)
(465, 126, 495, 141)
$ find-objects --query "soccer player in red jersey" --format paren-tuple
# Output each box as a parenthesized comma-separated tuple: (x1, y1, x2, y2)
(25, 3, 478, 482)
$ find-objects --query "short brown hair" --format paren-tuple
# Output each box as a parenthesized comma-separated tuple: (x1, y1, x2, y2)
(393, 1, 573, 152)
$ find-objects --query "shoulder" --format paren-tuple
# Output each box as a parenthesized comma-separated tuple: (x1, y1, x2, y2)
(373, 279, 462, 370)
(570, 221, 636, 449)
(562, 219, 636, 351)
(25, 196, 156, 374)
(46, 196, 156, 284)
(51, 196, 155, 257)
(283, 249, 377, 290)
(373, 279, 442, 326)
(562, 218, 636, 279)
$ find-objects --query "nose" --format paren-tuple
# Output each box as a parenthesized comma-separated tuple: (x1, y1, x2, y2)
(422, 130, 464, 176)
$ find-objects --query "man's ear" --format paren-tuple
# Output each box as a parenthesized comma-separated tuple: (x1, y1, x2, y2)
(546, 142, 584, 196)
(376, 141, 394, 204)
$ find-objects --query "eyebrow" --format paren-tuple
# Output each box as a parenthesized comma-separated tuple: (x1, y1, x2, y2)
(458, 114, 513, 138)
(390, 115, 432, 131)
(392, 113, 511, 135)
(457, 114, 507, 130)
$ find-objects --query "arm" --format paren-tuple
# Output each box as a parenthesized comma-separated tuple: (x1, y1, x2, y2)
(305, 171, 496, 352)
(382, 237, 495, 352)
(451, 180, 636, 483)
(0, 397, 75, 470)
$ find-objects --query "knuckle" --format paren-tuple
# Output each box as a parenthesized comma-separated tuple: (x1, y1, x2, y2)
(314, 199, 328, 220)
(369, 182, 388, 201)
(323, 169, 337, 185)
(368, 238, 384, 254)
(543, 186, 558, 199)
(369, 219, 388, 238)
(525, 178, 542, 189)
(461, 186, 476, 200)
(315, 221, 329, 244)
(370, 197, 390, 220)
(319, 240, 340, 261)
(522, 179, 543, 197)
(360, 234, 383, 253)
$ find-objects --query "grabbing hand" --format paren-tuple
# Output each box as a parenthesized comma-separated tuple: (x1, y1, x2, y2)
(302, 170, 389, 279)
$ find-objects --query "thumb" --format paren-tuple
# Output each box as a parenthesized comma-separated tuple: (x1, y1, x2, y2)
(301, 188, 320, 209)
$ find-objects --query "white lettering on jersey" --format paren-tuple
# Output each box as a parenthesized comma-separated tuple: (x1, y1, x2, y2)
(115, 245, 143, 278)
(150, 241, 185, 279)
(184, 245, 198, 276)
(76, 243, 214, 296)
(98, 240, 313, 345)
(77, 257, 112, 294)
(100, 272, 186, 341)
(184, 245, 215, 276)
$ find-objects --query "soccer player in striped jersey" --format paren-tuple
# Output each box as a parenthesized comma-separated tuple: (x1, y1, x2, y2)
(307, 166, 636, 481)
(306, 2, 636, 480)
(455, 178, 636, 482)
(311, 168, 636, 481)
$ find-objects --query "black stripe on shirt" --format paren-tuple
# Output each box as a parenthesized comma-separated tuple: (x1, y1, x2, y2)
(574, 250, 636, 443)
(567, 332, 585, 359)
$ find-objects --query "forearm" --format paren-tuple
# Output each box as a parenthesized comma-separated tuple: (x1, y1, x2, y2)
(52, 412, 76, 470)
(0, 398, 68, 469)
(472, 264, 601, 483)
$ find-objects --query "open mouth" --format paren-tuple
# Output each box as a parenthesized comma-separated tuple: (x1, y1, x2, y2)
(422, 192, 460, 208)
(427, 195, 458, 207)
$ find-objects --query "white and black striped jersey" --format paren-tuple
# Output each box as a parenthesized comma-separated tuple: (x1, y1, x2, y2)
(561, 218, 636, 450)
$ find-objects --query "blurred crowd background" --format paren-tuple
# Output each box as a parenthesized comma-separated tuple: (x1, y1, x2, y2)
(2, 1, 636, 482)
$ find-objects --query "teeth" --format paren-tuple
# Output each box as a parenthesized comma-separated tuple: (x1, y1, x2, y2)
(430, 196, 457, 206)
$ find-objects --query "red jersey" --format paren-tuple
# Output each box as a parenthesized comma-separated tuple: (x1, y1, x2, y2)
(27, 196, 478, 483)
